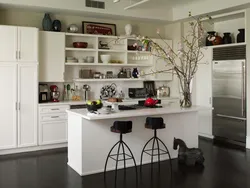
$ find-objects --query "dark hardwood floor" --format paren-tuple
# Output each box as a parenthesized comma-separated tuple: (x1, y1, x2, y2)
(0, 138, 249, 188)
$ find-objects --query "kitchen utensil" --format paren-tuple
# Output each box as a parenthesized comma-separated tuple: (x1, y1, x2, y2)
(100, 83, 117, 99)
(144, 97, 158, 107)
(100, 55, 111, 64)
(93, 72, 101, 79)
(86, 56, 94, 63)
(99, 41, 109, 49)
(67, 24, 79, 33)
(106, 71, 113, 79)
(157, 85, 170, 98)
(83, 84, 91, 101)
(73, 42, 88, 48)
(126, 68, 132, 78)
(118, 68, 127, 78)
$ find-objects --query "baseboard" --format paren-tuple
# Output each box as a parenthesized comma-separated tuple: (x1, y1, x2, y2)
(0, 143, 67, 156)
(199, 133, 214, 139)
(246, 136, 250, 149)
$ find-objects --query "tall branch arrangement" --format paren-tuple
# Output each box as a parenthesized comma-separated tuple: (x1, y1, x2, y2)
(139, 13, 212, 95)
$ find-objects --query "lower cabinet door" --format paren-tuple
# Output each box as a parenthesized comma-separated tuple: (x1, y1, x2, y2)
(18, 63, 38, 147)
(39, 121, 67, 145)
(0, 63, 17, 150)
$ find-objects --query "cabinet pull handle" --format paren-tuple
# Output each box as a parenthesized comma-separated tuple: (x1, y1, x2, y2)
(51, 108, 60, 111)
(51, 116, 59, 118)
(15, 102, 18, 111)
(16, 51, 18, 60)
(19, 103, 20, 110)
(19, 51, 21, 59)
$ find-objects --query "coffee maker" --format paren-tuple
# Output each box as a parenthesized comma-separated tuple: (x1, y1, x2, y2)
(50, 85, 60, 102)
(39, 84, 49, 103)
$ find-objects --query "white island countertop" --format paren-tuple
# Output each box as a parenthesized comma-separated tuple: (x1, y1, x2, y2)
(66, 104, 211, 121)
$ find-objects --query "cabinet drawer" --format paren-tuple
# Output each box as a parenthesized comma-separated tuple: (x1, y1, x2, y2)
(39, 121, 67, 145)
(39, 105, 69, 114)
(40, 113, 67, 122)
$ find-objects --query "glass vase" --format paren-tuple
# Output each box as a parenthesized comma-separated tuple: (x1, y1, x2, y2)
(180, 80, 192, 108)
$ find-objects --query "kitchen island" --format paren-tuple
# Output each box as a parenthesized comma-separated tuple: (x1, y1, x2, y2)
(66, 104, 210, 176)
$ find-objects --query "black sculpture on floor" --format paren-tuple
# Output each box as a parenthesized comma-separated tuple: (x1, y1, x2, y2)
(173, 138, 205, 166)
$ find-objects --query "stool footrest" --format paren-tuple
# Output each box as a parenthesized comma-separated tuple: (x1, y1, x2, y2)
(109, 153, 133, 161)
(143, 148, 169, 156)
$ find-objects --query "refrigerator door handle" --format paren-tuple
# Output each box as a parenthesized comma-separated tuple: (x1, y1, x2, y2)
(216, 114, 246, 121)
(242, 61, 246, 117)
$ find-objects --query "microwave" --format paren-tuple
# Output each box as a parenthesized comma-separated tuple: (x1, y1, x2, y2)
(129, 88, 147, 99)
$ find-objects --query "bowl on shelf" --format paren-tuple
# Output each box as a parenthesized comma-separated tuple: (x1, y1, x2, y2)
(100, 55, 111, 64)
(73, 42, 88, 48)
(128, 45, 137, 51)
(86, 56, 95, 63)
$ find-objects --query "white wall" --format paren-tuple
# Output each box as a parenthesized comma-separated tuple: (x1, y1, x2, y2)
(0, 9, 166, 38)
(172, 0, 250, 21)
(0, 0, 173, 21)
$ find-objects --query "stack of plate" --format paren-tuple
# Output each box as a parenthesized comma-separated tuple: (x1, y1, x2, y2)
(66, 57, 78, 63)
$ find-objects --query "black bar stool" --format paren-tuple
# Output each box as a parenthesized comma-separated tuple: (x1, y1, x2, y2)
(104, 121, 138, 187)
(140, 117, 172, 177)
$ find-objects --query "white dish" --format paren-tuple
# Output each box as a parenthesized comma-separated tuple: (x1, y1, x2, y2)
(100, 55, 111, 64)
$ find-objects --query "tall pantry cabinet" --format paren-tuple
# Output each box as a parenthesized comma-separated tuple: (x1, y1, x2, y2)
(0, 26, 38, 150)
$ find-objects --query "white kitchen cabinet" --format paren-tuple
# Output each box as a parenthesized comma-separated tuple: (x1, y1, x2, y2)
(39, 31, 65, 82)
(152, 39, 173, 81)
(39, 120, 67, 145)
(39, 105, 69, 146)
(18, 63, 38, 147)
(195, 47, 213, 138)
(0, 63, 17, 149)
(18, 27, 38, 62)
(0, 26, 17, 62)
(0, 26, 38, 62)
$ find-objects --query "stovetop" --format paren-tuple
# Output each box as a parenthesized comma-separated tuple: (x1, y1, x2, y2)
(118, 104, 162, 111)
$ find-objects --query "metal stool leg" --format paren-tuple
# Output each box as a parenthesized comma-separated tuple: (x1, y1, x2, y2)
(121, 142, 127, 180)
(155, 138, 161, 171)
(140, 137, 154, 173)
(104, 141, 120, 181)
(114, 141, 122, 188)
(151, 137, 156, 176)
(122, 141, 138, 188)
(158, 138, 173, 186)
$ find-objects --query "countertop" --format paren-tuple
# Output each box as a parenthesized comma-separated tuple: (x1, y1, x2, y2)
(39, 97, 179, 106)
(66, 104, 212, 121)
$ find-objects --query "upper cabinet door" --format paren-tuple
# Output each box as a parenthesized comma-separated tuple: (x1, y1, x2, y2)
(18, 63, 38, 147)
(152, 39, 173, 81)
(39, 31, 65, 82)
(0, 63, 17, 150)
(0, 26, 18, 62)
(18, 27, 38, 62)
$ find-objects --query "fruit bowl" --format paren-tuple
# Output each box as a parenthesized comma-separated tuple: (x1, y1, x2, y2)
(73, 42, 88, 48)
(86, 100, 103, 112)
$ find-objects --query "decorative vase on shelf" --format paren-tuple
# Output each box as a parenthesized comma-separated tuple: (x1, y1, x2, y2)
(222, 33, 232, 44)
(132, 68, 139, 78)
(206, 31, 216, 46)
(52, 20, 62, 32)
(237, 29, 245, 43)
(180, 79, 192, 108)
(212, 34, 223, 45)
(42, 13, 52, 31)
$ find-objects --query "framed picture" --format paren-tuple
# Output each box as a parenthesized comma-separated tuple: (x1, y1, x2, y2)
(82, 21, 117, 36)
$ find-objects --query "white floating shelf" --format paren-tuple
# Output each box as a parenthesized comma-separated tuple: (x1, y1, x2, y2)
(73, 78, 169, 82)
(128, 51, 151, 54)
(65, 33, 118, 39)
(201, 42, 246, 49)
(74, 78, 146, 82)
(98, 49, 125, 53)
(65, 47, 96, 52)
(65, 63, 153, 67)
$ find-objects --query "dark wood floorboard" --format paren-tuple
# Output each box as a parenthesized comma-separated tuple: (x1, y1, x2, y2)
(0, 138, 249, 188)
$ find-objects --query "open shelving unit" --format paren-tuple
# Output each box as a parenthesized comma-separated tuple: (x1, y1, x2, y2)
(64, 32, 173, 82)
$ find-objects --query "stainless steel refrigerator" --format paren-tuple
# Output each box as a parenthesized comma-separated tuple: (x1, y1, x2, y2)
(212, 60, 246, 146)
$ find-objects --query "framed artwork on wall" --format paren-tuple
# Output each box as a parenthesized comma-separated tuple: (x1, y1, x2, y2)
(82, 21, 117, 36)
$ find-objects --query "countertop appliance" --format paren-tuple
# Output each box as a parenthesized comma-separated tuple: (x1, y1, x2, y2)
(39, 84, 49, 103)
(129, 88, 147, 99)
(50, 85, 60, 102)
(212, 60, 246, 147)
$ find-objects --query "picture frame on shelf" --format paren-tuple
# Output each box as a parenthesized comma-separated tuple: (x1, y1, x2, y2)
(82, 21, 117, 36)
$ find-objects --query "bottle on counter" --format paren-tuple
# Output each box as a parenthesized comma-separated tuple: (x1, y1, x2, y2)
(63, 85, 67, 101)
